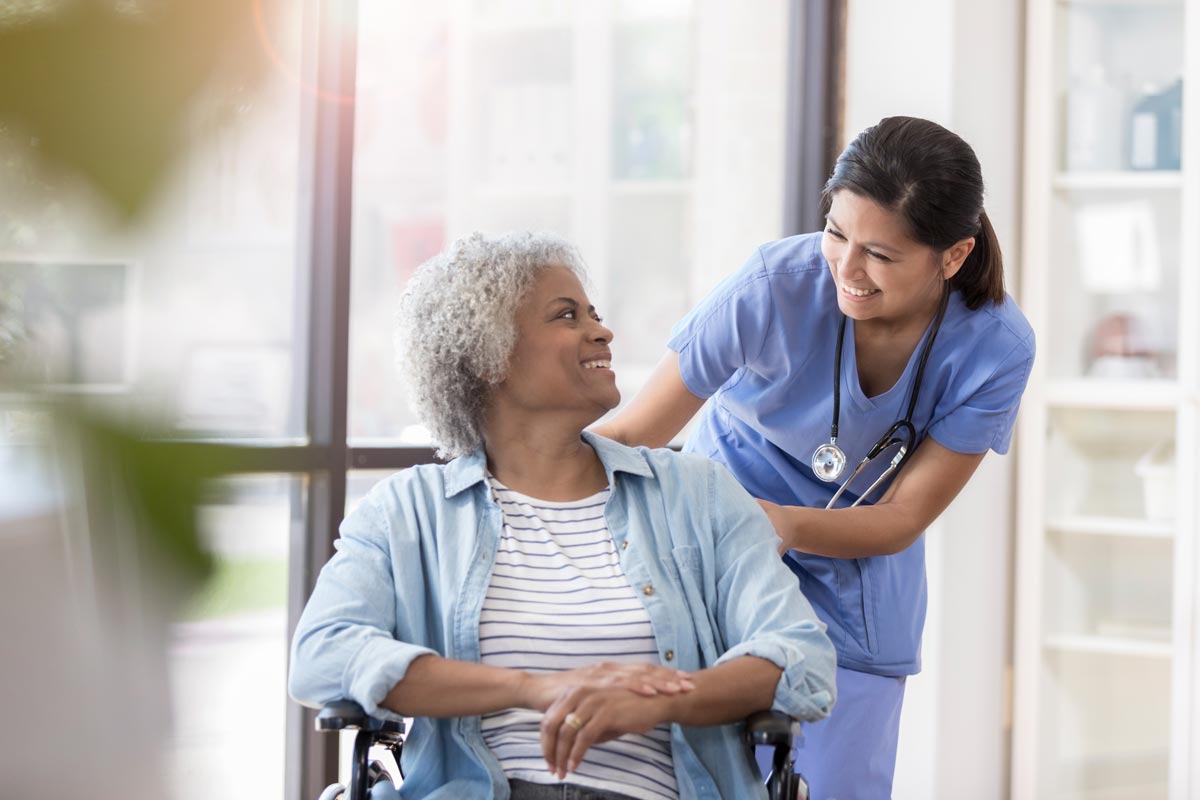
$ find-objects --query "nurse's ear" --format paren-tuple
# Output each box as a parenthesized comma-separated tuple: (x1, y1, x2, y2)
(940, 236, 976, 281)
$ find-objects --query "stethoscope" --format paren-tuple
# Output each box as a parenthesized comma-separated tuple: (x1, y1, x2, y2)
(811, 285, 950, 509)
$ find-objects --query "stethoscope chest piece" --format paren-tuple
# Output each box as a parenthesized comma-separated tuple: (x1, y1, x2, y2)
(812, 441, 847, 482)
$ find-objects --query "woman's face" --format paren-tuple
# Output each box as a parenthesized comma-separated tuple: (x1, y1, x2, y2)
(821, 190, 946, 327)
(493, 265, 619, 423)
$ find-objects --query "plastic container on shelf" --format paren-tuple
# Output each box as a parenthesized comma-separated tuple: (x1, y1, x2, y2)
(1129, 79, 1183, 171)
(1135, 441, 1176, 522)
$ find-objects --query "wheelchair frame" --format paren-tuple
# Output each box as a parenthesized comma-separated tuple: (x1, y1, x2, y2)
(314, 700, 809, 800)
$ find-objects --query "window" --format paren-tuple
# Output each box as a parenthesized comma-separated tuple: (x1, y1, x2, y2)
(0, 3, 842, 798)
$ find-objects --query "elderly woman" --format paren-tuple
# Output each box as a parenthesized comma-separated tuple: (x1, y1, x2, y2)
(289, 232, 836, 800)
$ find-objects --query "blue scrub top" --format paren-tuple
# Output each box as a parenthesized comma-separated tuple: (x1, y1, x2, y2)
(667, 232, 1035, 676)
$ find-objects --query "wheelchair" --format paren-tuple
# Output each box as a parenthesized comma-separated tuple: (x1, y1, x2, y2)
(315, 700, 809, 800)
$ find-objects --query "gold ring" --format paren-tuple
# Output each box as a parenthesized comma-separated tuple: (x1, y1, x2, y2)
(564, 712, 585, 730)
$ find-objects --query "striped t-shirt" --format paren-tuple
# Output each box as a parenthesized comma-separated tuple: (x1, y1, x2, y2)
(479, 477, 678, 800)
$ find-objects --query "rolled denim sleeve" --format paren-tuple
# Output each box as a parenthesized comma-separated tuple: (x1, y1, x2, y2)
(706, 463, 837, 722)
(288, 497, 437, 722)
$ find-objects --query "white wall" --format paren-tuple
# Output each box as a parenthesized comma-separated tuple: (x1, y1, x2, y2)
(842, 1, 1025, 797)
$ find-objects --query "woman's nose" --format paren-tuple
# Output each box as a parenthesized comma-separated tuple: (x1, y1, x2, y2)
(591, 319, 613, 344)
(836, 249, 865, 279)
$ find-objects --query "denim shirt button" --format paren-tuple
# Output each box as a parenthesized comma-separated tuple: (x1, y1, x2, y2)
(642, 584, 655, 596)
(664, 649, 674, 661)
(621, 540, 629, 550)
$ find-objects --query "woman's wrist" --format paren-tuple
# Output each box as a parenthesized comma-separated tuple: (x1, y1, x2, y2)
(654, 689, 687, 726)
(514, 669, 545, 710)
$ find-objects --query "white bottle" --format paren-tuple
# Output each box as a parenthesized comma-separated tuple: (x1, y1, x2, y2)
(1065, 65, 1125, 171)
(1129, 83, 1160, 170)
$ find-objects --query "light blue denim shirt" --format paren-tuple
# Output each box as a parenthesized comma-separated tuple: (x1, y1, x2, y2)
(289, 432, 836, 799)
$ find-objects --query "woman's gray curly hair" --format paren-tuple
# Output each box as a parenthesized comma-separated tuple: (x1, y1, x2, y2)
(395, 231, 588, 459)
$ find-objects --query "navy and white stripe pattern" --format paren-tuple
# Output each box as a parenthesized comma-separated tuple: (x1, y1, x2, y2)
(479, 477, 678, 800)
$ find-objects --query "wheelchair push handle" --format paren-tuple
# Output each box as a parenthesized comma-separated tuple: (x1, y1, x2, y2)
(316, 700, 405, 736)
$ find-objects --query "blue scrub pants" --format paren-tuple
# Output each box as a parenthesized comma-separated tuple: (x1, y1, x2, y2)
(756, 666, 906, 800)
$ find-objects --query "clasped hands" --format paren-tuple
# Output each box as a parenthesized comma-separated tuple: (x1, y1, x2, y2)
(520, 662, 696, 779)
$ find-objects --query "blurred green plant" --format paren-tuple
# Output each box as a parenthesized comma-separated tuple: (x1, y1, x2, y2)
(72, 403, 252, 588)
(0, 0, 281, 593)
(0, 0, 273, 219)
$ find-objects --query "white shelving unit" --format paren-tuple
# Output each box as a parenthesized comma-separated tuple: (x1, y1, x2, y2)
(1013, 0, 1200, 798)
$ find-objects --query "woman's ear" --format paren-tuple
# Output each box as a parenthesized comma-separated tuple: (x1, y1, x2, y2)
(941, 236, 976, 281)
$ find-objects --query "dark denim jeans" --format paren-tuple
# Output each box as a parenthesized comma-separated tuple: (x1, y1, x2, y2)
(508, 779, 637, 800)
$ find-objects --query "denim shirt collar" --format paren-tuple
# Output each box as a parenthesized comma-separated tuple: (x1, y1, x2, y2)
(442, 430, 654, 498)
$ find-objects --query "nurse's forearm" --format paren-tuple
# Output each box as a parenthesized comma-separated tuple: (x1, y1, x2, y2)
(590, 350, 705, 448)
(764, 439, 987, 558)
(766, 501, 923, 558)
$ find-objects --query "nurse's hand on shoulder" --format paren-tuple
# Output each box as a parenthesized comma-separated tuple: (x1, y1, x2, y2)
(756, 498, 794, 555)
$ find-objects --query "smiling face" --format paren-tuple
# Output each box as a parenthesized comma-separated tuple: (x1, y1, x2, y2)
(821, 190, 948, 329)
(490, 265, 619, 427)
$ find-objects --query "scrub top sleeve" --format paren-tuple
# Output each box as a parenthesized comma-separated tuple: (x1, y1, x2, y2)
(288, 497, 437, 723)
(666, 247, 776, 399)
(928, 335, 1035, 456)
(705, 462, 837, 722)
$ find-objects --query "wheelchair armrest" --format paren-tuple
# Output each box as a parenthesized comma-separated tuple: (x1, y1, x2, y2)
(745, 710, 801, 747)
(316, 700, 404, 736)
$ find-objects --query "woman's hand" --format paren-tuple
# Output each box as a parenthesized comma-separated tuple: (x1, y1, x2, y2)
(521, 662, 694, 711)
(539, 686, 673, 779)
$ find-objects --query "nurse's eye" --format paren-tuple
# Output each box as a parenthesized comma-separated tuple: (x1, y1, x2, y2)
(824, 227, 846, 240)
(866, 249, 894, 262)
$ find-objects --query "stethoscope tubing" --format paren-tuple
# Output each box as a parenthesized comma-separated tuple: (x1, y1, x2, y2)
(820, 285, 951, 508)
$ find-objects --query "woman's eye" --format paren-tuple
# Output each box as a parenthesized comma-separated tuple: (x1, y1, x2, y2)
(824, 228, 845, 240)
(560, 309, 577, 320)
(866, 250, 893, 262)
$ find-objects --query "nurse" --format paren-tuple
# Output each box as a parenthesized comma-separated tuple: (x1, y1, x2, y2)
(594, 116, 1035, 798)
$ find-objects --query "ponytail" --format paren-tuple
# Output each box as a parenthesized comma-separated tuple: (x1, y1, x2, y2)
(951, 211, 1006, 310)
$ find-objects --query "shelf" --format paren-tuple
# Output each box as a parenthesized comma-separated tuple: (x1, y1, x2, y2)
(472, 184, 572, 200)
(465, 18, 572, 37)
(1052, 171, 1182, 192)
(610, 179, 692, 196)
(1045, 379, 1180, 410)
(1047, 515, 1174, 539)
(1044, 633, 1173, 659)
(1056, 0, 1181, 8)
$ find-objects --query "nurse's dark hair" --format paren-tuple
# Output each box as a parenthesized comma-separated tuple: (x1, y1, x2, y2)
(821, 116, 1005, 310)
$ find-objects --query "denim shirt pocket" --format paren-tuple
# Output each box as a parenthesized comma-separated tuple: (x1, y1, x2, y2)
(836, 557, 878, 656)
(665, 545, 723, 666)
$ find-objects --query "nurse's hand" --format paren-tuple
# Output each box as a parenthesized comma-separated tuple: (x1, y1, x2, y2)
(522, 662, 694, 712)
(757, 498, 797, 554)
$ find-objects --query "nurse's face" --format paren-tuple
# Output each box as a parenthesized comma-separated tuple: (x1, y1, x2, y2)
(821, 190, 946, 327)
